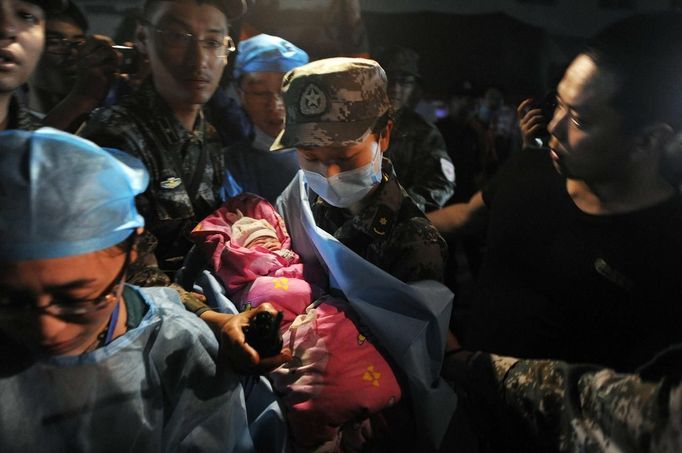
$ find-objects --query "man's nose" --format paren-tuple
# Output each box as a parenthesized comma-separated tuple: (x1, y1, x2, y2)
(324, 163, 343, 178)
(32, 295, 68, 339)
(186, 40, 212, 68)
(0, 7, 18, 42)
(268, 93, 284, 109)
(36, 311, 69, 339)
(547, 108, 564, 140)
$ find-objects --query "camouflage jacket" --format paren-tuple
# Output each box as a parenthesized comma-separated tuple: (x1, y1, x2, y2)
(8, 95, 42, 131)
(311, 158, 447, 283)
(80, 81, 225, 272)
(384, 108, 455, 212)
(467, 346, 682, 452)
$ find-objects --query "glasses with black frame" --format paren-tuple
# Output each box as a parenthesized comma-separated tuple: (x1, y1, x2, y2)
(0, 247, 131, 318)
(142, 19, 236, 58)
(45, 36, 86, 55)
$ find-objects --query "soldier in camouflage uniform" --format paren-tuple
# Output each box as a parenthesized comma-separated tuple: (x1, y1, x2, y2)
(270, 57, 452, 451)
(374, 46, 455, 212)
(271, 57, 447, 283)
(0, 0, 64, 132)
(80, 0, 237, 278)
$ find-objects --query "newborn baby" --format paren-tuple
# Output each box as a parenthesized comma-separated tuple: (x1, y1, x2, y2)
(191, 193, 401, 451)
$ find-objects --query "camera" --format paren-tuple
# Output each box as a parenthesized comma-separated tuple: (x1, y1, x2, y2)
(243, 311, 283, 358)
(112, 45, 139, 75)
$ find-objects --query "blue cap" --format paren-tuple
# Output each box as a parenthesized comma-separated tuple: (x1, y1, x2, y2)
(233, 34, 309, 80)
(0, 128, 149, 261)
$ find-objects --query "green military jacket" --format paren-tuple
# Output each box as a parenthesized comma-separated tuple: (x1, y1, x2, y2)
(311, 158, 447, 283)
(80, 81, 225, 272)
(8, 95, 42, 131)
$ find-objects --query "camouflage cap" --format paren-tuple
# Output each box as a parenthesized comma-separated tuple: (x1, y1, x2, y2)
(270, 57, 390, 151)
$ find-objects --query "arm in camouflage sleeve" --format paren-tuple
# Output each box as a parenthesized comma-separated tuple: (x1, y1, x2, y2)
(79, 109, 174, 287)
(477, 350, 682, 452)
(403, 122, 456, 213)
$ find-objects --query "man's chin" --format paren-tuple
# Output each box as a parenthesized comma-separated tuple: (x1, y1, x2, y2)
(0, 78, 24, 95)
(263, 123, 283, 139)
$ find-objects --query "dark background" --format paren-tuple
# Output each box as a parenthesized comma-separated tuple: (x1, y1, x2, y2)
(76, 0, 680, 99)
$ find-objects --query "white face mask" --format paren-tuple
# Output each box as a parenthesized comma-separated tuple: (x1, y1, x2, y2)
(303, 141, 383, 208)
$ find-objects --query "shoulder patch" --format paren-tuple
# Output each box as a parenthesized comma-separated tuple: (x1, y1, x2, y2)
(440, 157, 456, 183)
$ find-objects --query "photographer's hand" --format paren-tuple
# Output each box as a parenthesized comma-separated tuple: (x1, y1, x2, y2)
(42, 35, 120, 132)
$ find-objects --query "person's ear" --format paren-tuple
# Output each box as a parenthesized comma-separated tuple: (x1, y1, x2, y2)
(379, 120, 393, 152)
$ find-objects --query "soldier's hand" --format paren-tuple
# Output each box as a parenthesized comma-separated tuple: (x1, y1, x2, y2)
(517, 97, 547, 148)
(202, 304, 291, 375)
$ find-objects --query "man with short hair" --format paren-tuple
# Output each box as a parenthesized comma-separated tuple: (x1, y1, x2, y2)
(374, 45, 455, 212)
(429, 13, 682, 373)
(222, 33, 309, 203)
(0, 0, 64, 131)
(81, 0, 240, 277)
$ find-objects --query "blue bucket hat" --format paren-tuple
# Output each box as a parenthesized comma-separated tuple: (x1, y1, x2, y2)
(0, 128, 148, 261)
(234, 33, 309, 80)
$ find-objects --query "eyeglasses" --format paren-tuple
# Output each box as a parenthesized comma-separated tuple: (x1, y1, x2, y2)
(0, 250, 130, 318)
(45, 36, 86, 55)
(143, 20, 236, 57)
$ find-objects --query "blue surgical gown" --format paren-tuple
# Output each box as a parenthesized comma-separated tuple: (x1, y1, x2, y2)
(0, 286, 255, 452)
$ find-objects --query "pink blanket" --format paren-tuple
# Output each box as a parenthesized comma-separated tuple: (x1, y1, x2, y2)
(191, 194, 401, 449)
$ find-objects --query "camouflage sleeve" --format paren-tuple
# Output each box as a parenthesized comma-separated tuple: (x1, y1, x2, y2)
(126, 230, 172, 287)
(80, 109, 175, 289)
(484, 353, 682, 452)
(403, 123, 456, 213)
(78, 106, 142, 157)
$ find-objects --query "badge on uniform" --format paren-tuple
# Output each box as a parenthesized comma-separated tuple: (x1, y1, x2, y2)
(299, 83, 328, 116)
(160, 177, 182, 190)
(440, 158, 456, 183)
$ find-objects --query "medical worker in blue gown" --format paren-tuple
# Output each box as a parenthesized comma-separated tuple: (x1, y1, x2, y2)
(0, 128, 255, 452)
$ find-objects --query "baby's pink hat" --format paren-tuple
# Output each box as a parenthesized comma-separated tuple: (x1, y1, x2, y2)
(231, 216, 279, 248)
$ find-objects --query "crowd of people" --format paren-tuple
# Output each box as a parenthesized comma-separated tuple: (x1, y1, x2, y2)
(1, 0, 682, 452)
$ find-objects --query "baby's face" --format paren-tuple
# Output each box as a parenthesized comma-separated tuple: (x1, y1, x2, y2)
(247, 236, 282, 251)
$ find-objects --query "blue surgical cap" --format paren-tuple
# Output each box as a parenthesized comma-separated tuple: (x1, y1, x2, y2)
(234, 34, 309, 80)
(0, 128, 148, 261)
